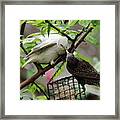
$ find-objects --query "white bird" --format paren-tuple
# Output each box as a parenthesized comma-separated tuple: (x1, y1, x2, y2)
(22, 34, 69, 67)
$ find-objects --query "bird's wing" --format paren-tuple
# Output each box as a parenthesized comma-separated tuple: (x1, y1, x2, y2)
(27, 42, 57, 57)
(74, 59, 100, 79)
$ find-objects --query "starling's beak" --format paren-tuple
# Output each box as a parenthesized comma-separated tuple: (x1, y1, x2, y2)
(66, 50, 73, 59)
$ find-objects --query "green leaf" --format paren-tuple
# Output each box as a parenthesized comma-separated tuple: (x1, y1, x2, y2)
(65, 30, 79, 38)
(40, 26, 47, 36)
(53, 62, 66, 79)
(86, 35, 97, 45)
(22, 37, 42, 52)
(36, 95, 47, 100)
(20, 20, 26, 26)
(36, 83, 46, 92)
(86, 23, 100, 46)
(27, 20, 45, 28)
(20, 57, 26, 67)
(27, 68, 36, 78)
(24, 42, 36, 48)
(68, 20, 79, 27)
(22, 37, 35, 42)
(23, 43, 36, 53)
(26, 32, 41, 38)
(91, 20, 100, 27)
(36, 87, 40, 92)
(28, 83, 37, 94)
(74, 51, 92, 64)
(40, 64, 48, 68)
(47, 23, 51, 37)
(23, 37, 41, 43)
(34, 39, 41, 44)
(79, 20, 91, 27)
(21, 89, 29, 93)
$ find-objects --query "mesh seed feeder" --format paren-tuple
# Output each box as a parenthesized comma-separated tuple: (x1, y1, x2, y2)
(47, 76, 86, 100)
(47, 53, 100, 100)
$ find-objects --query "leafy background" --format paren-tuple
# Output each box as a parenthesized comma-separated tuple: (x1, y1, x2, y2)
(20, 20, 100, 100)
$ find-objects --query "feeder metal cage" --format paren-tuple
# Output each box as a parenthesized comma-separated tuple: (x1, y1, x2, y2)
(47, 76, 84, 100)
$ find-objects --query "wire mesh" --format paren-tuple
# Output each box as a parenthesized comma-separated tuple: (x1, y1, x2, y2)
(47, 76, 84, 100)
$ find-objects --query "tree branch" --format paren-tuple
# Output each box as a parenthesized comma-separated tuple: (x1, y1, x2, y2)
(74, 27, 93, 50)
(48, 61, 65, 83)
(68, 30, 83, 53)
(20, 20, 27, 39)
(20, 42, 49, 99)
(20, 23, 94, 89)
(69, 27, 93, 53)
(33, 82, 49, 99)
(45, 20, 73, 41)
(20, 21, 43, 71)
(20, 42, 28, 55)
(20, 54, 66, 89)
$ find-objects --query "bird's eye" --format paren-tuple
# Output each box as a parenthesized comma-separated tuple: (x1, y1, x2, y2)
(60, 44, 66, 49)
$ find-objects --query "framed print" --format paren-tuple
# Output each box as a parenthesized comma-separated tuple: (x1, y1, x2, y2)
(0, 0, 119, 119)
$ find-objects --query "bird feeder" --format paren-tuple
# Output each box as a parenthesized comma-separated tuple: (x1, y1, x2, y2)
(47, 76, 85, 100)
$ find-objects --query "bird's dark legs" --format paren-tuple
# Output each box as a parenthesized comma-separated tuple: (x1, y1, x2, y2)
(75, 84, 82, 100)
(75, 84, 86, 99)
(80, 79, 86, 98)
(75, 77, 87, 99)
(78, 84, 82, 99)
(81, 85, 86, 98)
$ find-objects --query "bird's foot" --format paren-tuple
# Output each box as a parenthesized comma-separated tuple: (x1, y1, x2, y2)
(50, 60, 55, 65)
(75, 92, 87, 100)
(81, 86, 86, 97)
(75, 93, 82, 100)
(76, 84, 86, 100)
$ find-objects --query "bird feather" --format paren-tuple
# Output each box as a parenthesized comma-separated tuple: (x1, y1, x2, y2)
(27, 43, 57, 57)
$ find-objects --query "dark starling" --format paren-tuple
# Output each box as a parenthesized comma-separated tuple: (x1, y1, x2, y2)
(66, 53, 100, 94)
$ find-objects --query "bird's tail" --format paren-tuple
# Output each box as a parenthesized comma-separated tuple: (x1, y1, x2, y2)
(84, 78, 100, 86)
